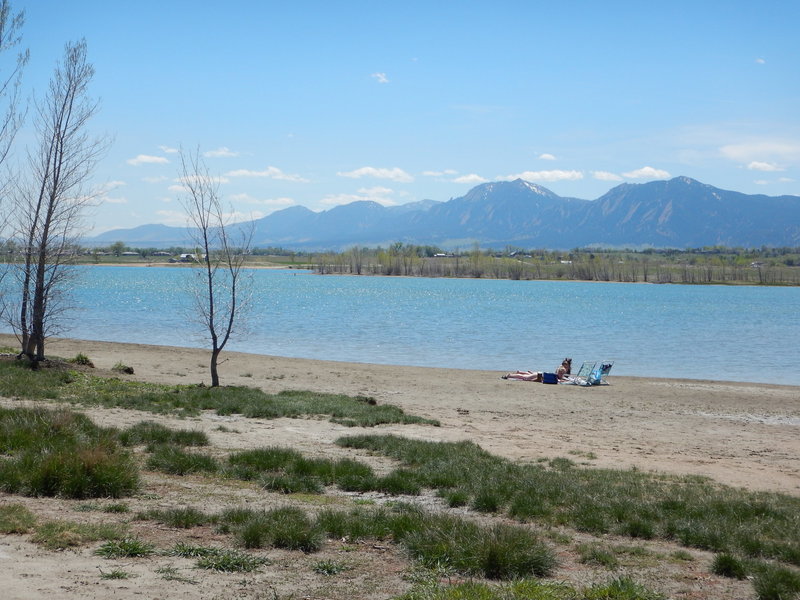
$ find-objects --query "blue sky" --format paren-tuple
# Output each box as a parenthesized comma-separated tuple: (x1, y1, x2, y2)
(10, 0, 800, 234)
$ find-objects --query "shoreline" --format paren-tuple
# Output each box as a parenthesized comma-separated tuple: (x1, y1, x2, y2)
(2, 334, 798, 496)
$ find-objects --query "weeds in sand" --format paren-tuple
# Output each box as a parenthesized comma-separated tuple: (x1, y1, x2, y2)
(0, 504, 36, 533)
(155, 565, 198, 584)
(195, 548, 268, 572)
(578, 543, 620, 570)
(145, 445, 219, 475)
(336, 434, 800, 568)
(231, 506, 323, 552)
(99, 569, 133, 579)
(0, 406, 139, 498)
(0, 359, 437, 427)
(95, 537, 155, 558)
(32, 520, 126, 550)
(103, 502, 130, 513)
(712, 553, 748, 579)
(313, 559, 349, 575)
(118, 420, 209, 447)
(393, 576, 665, 600)
(111, 362, 134, 374)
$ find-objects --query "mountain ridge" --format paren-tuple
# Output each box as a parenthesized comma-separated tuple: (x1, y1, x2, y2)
(89, 177, 800, 250)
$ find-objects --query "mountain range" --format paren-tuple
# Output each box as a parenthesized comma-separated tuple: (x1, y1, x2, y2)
(89, 177, 800, 250)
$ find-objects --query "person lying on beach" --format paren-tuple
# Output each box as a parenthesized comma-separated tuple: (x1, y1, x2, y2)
(502, 358, 572, 382)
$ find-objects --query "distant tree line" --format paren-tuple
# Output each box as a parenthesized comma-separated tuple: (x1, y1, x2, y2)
(311, 243, 800, 286)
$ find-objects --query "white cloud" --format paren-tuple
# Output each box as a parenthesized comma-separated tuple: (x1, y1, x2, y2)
(127, 154, 169, 166)
(754, 180, 769, 185)
(622, 166, 671, 180)
(167, 184, 187, 193)
(592, 171, 624, 182)
(747, 161, 784, 172)
(227, 193, 296, 209)
(755, 58, 766, 64)
(453, 173, 488, 184)
(204, 146, 239, 158)
(538, 153, 556, 161)
(320, 186, 399, 208)
(337, 166, 414, 183)
(422, 169, 458, 177)
(225, 166, 309, 183)
(778, 177, 795, 183)
(371, 72, 389, 84)
(720, 141, 800, 162)
(159, 145, 179, 154)
(103, 196, 128, 204)
(499, 169, 583, 182)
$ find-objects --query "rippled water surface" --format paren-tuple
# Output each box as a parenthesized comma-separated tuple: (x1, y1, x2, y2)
(7, 266, 799, 385)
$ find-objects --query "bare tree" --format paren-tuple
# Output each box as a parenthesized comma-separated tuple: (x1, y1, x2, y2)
(11, 39, 107, 362)
(0, 0, 27, 275)
(180, 148, 253, 387)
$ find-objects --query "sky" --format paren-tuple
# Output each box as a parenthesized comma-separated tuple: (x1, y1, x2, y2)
(7, 0, 800, 235)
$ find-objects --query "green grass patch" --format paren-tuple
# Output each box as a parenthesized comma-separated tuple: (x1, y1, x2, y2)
(145, 445, 220, 475)
(195, 548, 268, 572)
(336, 434, 800, 568)
(393, 576, 665, 600)
(118, 421, 209, 447)
(32, 520, 126, 550)
(0, 406, 139, 498)
(0, 359, 437, 427)
(0, 503, 37, 533)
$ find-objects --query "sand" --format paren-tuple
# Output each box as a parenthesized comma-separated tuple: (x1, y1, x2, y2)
(1, 334, 798, 599)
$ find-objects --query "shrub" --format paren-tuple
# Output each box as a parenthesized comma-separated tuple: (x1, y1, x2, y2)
(711, 553, 747, 579)
(0, 407, 139, 499)
(142, 506, 211, 528)
(196, 549, 268, 572)
(235, 506, 323, 553)
(33, 520, 126, 550)
(0, 504, 37, 533)
(752, 563, 800, 600)
(119, 421, 209, 447)
(146, 445, 219, 475)
(403, 515, 556, 580)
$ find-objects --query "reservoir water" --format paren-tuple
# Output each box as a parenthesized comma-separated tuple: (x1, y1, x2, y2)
(4, 266, 799, 385)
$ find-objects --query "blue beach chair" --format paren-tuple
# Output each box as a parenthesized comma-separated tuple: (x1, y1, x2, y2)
(586, 361, 614, 386)
(566, 361, 596, 385)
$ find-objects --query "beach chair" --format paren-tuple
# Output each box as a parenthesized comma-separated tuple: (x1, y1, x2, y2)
(586, 361, 614, 386)
(565, 361, 596, 385)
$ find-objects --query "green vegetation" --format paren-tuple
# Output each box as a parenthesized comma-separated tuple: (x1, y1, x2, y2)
(0, 503, 36, 533)
(0, 406, 139, 498)
(32, 520, 126, 550)
(337, 435, 800, 567)
(314, 244, 800, 285)
(393, 576, 666, 600)
(0, 358, 438, 426)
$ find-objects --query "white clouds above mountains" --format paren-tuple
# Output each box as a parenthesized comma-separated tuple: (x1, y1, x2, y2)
(225, 166, 309, 182)
(592, 171, 624, 182)
(337, 166, 414, 183)
(621, 166, 671, 179)
(500, 169, 583, 182)
(747, 161, 784, 172)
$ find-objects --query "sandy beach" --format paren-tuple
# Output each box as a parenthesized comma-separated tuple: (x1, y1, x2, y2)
(1, 334, 798, 599)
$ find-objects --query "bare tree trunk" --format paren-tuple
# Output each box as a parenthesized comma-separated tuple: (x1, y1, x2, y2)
(180, 148, 253, 387)
(9, 39, 106, 363)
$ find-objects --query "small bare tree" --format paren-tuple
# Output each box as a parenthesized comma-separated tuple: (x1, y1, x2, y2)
(11, 39, 107, 362)
(180, 148, 252, 387)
